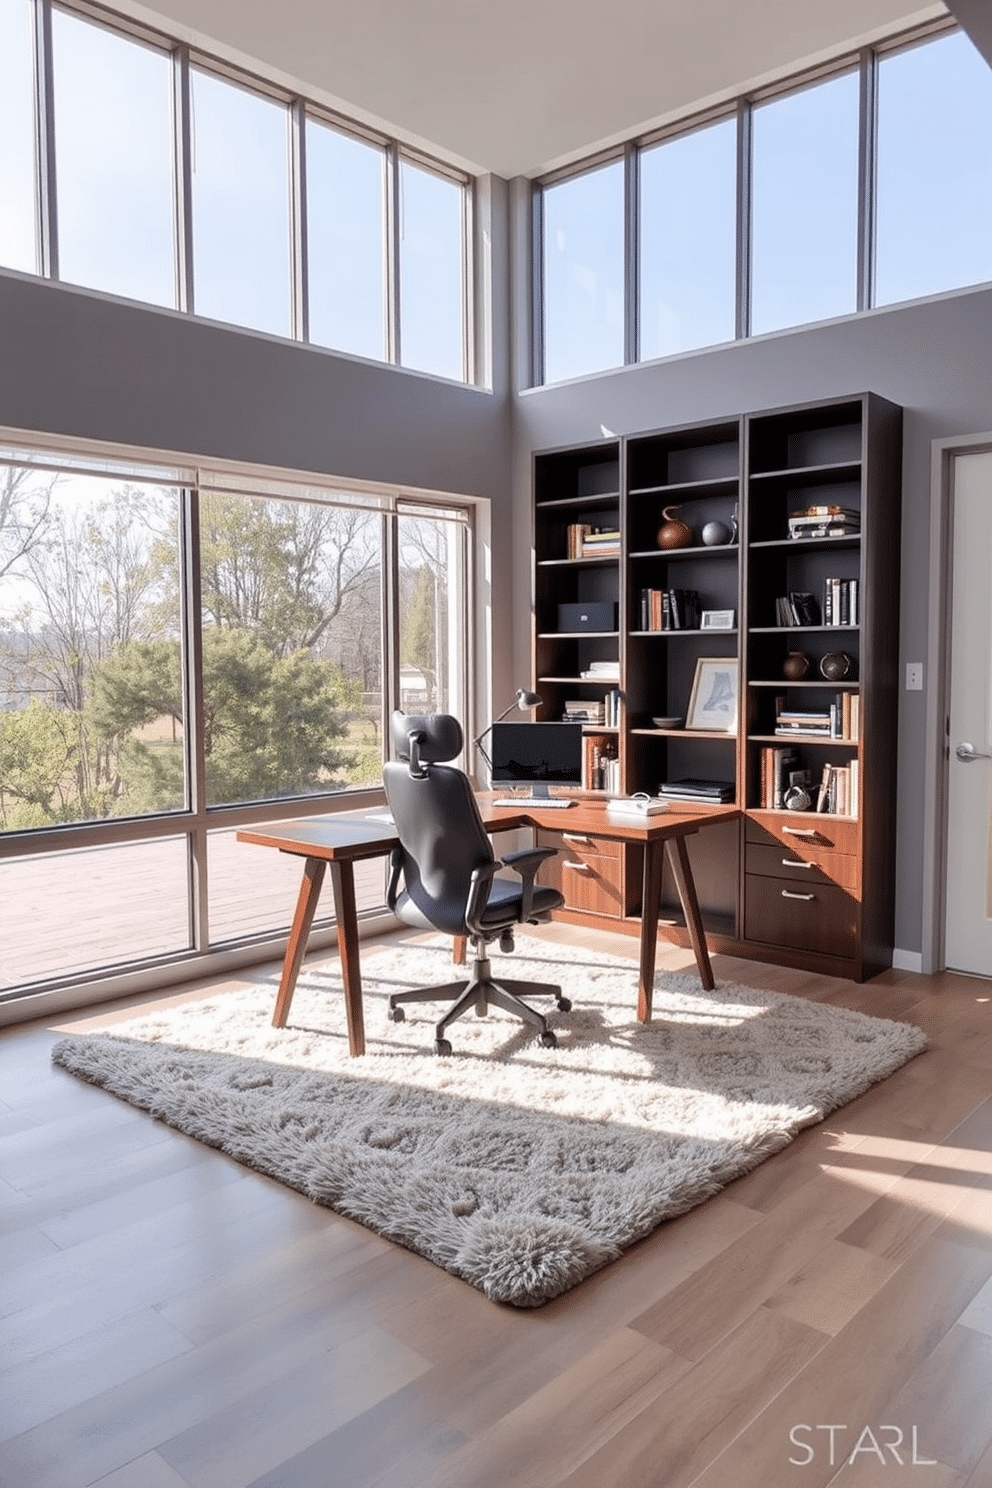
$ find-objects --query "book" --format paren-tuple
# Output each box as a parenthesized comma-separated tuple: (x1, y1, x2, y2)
(659, 777, 735, 802)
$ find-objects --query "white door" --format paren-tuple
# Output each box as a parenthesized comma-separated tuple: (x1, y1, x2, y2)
(946, 449, 992, 974)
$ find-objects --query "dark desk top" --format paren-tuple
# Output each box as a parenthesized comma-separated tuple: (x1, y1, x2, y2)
(237, 795, 738, 861)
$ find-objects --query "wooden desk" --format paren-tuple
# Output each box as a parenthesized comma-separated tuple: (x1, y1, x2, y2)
(238, 797, 734, 1055)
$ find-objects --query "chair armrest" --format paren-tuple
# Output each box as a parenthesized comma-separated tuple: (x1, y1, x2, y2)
(464, 860, 499, 937)
(501, 846, 558, 922)
(385, 846, 404, 913)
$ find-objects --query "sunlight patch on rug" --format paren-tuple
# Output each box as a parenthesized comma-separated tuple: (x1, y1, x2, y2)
(51, 939, 928, 1306)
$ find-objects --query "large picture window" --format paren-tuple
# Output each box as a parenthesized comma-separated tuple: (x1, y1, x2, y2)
(0, 0, 38, 274)
(750, 69, 859, 336)
(875, 29, 992, 306)
(543, 159, 625, 384)
(51, 8, 177, 306)
(306, 120, 387, 360)
(0, 445, 474, 997)
(540, 21, 986, 381)
(639, 117, 737, 359)
(190, 69, 293, 337)
(399, 159, 467, 381)
(1, 1, 471, 381)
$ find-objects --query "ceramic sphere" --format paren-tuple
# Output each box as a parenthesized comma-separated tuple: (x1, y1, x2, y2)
(701, 520, 730, 546)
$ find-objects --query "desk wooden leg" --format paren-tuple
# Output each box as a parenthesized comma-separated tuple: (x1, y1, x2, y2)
(329, 860, 366, 1057)
(452, 935, 467, 966)
(667, 832, 715, 991)
(273, 857, 326, 1029)
(638, 840, 665, 1023)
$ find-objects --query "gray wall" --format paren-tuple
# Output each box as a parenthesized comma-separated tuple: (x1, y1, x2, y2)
(509, 176, 992, 955)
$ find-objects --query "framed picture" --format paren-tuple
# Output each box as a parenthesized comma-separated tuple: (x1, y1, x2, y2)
(686, 657, 738, 732)
(700, 609, 735, 630)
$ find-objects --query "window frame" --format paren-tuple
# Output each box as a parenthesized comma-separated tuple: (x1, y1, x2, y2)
(6, 0, 475, 384)
(0, 430, 479, 1009)
(535, 16, 963, 384)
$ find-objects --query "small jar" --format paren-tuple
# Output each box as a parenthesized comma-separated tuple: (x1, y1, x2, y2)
(783, 652, 811, 680)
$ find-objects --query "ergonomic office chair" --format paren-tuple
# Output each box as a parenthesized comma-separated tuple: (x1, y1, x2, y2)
(382, 711, 571, 1054)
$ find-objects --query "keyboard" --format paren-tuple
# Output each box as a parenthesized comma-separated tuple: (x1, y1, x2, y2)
(491, 797, 576, 809)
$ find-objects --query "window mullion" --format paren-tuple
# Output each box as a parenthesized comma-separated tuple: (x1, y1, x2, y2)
(35, 0, 58, 279)
(181, 486, 209, 950)
(291, 98, 308, 341)
(624, 143, 638, 365)
(385, 143, 400, 364)
(462, 175, 474, 384)
(173, 45, 194, 313)
(857, 47, 878, 312)
(532, 183, 544, 387)
(381, 509, 400, 744)
(736, 99, 752, 340)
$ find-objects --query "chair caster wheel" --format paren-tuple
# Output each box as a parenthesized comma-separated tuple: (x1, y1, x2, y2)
(387, 1005, 405, 1022)
(539, 1030, 558, 1049)
(433, 1038, 453, 1056)
(556, 996, 572, 1013)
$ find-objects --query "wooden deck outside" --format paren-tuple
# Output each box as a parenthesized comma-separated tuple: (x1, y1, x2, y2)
(0, 830, 387, 991)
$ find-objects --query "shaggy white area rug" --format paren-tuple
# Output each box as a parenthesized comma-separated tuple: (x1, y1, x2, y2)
(52, 938, 927, 1307)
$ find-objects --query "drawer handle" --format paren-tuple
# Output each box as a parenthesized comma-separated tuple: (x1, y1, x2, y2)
(782, 827, 819, 838)
(563, 833, 593, 844)
(563, 861, 591, 872)
(782, 857, 814, 869)
(781, 889, 815, 901)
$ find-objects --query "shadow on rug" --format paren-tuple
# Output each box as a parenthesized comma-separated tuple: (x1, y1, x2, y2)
(52, 938, 928, 1306)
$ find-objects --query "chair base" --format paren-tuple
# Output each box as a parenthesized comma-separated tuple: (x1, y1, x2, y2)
(387, 948, 571, 1052)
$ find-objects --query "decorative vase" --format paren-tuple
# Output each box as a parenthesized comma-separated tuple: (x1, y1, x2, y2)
(656, 505, 694, 550)
(783, 651, 811, 680)
(820, 650, 854, 681)
(702, 520, 731, 546)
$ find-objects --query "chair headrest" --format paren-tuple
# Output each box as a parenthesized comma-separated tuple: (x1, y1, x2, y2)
(390, 711, 463, 772)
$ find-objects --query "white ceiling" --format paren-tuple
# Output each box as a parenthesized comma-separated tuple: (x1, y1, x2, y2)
(123, 0, 947, 177)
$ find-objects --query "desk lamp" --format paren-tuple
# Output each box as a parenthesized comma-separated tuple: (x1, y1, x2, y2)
(473, 688, 542, 771)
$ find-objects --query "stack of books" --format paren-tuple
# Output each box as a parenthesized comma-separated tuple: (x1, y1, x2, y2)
(658, 777, 735, 804)
(788, 505, 861, 540)
(581, 659, 621, 682)
(773, 696, 859, 739)
(774, 707, 834, 737)
(566, 523, 621, 558)
(562, 699, 605, 724)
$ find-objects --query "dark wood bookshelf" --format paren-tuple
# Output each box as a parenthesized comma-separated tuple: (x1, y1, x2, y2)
(531, 394, 902, 982)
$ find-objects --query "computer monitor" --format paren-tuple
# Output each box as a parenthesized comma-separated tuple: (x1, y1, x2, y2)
(489, 720, 584, 797)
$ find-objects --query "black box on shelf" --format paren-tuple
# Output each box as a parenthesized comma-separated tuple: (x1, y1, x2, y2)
(557, 601, 617, 632)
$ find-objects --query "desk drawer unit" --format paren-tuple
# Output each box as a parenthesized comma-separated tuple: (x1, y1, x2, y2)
(538, 829, 624, 918)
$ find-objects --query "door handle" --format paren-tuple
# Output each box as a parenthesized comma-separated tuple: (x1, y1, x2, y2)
(955, 741, 992, 762)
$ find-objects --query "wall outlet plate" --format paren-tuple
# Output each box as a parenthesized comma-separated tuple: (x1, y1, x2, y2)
(906, 662, 924, 691)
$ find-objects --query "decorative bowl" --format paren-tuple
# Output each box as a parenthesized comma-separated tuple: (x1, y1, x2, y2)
(652, 716, 682, 729)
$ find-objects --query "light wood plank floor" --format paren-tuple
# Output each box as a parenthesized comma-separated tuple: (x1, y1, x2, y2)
(2, 926, 991, 1488)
